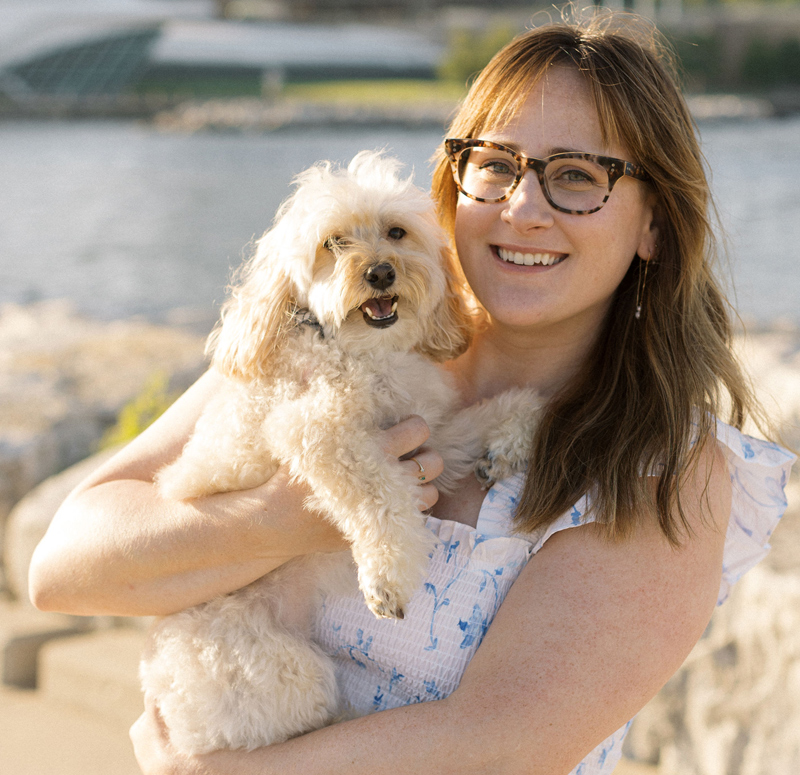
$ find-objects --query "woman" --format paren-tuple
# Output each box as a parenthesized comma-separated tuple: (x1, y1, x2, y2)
(29, 12, 794, 775)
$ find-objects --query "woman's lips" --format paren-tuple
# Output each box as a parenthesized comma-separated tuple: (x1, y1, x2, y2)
(495, 246, 567, 267)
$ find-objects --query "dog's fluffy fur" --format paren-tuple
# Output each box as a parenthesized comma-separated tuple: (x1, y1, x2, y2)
(140, 152, 539, 754)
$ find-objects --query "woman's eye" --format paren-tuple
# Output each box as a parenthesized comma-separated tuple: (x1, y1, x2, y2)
(552, 168, 597, 187)
(479, 160, 515, 177)
(387, 227, 406, 240)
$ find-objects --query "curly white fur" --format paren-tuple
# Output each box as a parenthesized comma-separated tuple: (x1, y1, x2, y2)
(140, 151, 541, 754)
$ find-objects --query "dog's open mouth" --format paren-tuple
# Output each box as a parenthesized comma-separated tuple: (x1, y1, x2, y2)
(360, 295, 398, 328)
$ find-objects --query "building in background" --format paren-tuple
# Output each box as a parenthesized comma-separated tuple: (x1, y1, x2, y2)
(0, 0, 446, 103)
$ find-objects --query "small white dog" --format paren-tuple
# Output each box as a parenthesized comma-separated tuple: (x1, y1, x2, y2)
(140, 152, 539, 754)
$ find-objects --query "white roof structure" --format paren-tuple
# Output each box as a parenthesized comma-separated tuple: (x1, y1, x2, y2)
(152, 19, 442, 73)
(0, 0, 443, 97)
(0, 0, 212, 70)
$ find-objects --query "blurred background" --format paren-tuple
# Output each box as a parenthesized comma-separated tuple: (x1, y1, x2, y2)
(1, 2, 799, 774)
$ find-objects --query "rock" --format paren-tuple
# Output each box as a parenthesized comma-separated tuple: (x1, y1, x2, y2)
(735, 327, 800, 450)
(0, 300, 207, 591)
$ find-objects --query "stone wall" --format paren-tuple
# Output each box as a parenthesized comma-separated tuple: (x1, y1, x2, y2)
(0, 300, 207, 593)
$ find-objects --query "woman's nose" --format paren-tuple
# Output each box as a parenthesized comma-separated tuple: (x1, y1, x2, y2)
(501, 171, 555, 230)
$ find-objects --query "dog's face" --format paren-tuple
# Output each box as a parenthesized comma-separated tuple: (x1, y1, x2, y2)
(210, 152, 472, 378)
(284, 154, 452, 355)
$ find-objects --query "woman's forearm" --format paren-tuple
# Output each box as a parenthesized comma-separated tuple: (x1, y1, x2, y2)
(136, 690, 508, 775)
(29, 468, 343, 617)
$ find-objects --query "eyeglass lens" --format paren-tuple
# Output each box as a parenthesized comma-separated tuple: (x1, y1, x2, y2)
(456, 146, 611, 212)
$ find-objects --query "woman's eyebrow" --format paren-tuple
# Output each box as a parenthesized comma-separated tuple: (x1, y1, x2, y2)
(486, 139, 594, 157)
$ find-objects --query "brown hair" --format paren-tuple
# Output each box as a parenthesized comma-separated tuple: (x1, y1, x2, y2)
(432, 11, 764, 544)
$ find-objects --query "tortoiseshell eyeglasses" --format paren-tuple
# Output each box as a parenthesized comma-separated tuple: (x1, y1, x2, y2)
(445, 138, 650, 215)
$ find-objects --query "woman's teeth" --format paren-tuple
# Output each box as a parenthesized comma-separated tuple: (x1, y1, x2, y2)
(497, 247, 564, 266)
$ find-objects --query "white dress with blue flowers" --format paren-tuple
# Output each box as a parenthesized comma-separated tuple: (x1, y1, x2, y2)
(313, 421, 795, 774)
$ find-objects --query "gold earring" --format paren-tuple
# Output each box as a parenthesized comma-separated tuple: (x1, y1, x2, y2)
(635, 249, 653, 321)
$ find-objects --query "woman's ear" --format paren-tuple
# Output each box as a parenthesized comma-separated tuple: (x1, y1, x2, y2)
(636, 195, 661, 261)
(207, 232, 295, 380)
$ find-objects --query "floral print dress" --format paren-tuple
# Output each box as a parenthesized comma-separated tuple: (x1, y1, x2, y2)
(313, 421, 795, 774)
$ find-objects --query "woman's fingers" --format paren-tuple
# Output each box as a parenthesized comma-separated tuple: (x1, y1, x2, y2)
(416, 482, 440, 511)
(402, 449, 444, 485)
(401, 449, 444, 512)
(130, 693, 185, 775)
(380, 415, 431, 457)
(381, 417, 445, 512)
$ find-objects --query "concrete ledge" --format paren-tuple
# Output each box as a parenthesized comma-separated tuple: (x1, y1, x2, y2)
(39, 628, 147, 732)
(0, 599, 88, 688)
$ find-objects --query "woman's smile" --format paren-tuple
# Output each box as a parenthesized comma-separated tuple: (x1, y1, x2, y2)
(494, 245, 567, 268)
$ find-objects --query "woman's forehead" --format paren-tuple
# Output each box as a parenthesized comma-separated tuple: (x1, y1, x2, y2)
(478, 66, 627, 158)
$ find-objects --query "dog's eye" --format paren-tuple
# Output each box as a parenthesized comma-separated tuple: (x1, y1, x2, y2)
(324, 236, 347, 251)
(387, 227, 406, 240)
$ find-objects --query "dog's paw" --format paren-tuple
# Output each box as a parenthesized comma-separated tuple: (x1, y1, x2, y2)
(362, 580, 407, 621)
(474, 450, 516, 490)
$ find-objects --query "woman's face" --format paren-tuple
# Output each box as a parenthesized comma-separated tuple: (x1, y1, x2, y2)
(454, 65, 658, 338)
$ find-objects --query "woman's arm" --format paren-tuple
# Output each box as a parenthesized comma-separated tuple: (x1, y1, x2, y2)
(28, 370, 441, 617)
(131, 438, 731, 775)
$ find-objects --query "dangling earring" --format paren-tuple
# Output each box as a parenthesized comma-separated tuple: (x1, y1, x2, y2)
(634, 249, 653, 321)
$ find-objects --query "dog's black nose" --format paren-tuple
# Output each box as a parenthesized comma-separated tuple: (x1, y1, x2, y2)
(364, 263, 396, 291)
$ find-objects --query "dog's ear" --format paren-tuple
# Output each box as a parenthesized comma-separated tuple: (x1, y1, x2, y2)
(416, 245, 476, 363)
(207, 232, 295, 380)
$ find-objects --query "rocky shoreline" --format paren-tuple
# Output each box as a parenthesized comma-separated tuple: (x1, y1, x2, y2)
(1, 91, 797, 132)
(0, 300, 207, 592)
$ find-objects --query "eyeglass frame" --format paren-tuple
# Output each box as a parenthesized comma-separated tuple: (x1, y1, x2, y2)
(444, 138, 650, 215)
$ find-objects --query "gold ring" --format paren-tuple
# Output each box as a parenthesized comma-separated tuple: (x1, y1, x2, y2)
(410, 456, 426, 482)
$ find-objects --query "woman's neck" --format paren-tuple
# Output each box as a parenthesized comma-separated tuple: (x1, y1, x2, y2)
(443, 317, 598, 405)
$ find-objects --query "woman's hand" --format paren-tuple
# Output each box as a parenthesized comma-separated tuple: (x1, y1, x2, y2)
(130, 694, 200, 775)
(380, 414, 444, 513)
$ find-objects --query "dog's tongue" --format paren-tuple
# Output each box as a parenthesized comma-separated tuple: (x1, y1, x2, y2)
(361, 296, 394, 319)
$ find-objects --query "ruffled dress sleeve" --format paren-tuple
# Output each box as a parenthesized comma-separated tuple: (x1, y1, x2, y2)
(712, 419, 796, 604)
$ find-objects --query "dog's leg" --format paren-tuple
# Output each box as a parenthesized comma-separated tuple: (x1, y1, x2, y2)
(265, 396, 435, 620)
(436, 387, 542, 491)
(141, 560, 342, 754)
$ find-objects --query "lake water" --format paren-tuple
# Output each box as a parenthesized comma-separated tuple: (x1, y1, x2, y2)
(2, 117, 799, 330)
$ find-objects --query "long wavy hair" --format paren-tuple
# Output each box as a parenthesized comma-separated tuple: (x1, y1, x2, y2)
(431, 12, 765, 544)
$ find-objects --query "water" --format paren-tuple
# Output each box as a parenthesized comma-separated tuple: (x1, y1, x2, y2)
(1, 117, 799, 330)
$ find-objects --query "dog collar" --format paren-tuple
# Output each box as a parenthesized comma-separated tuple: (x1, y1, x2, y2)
(290, 307, 324, 338)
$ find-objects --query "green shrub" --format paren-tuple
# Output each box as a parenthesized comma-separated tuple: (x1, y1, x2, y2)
(668, 31, 724, 90)
(438, 25, 518, 85)
(99, 372, 178, 449)
(776, 37, 800, 85)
